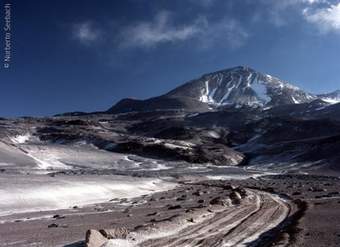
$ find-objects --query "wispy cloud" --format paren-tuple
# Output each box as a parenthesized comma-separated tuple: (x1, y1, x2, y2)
(72, 22, 101, 44)
(258, 0, 329, 26)
(119, 11, 248, 49)
(119, 11, 207, 48)
(198, 19, 249, 49)
(266, 0, 327, 8)
(303, 2, 340, 33)
(261, 0, 340, 34)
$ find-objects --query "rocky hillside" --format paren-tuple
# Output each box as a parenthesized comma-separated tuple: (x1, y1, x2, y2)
(3, 66, 340, 174)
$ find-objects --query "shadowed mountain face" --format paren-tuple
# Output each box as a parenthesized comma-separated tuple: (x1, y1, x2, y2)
(107, 96, 211, 114)
(2, 66, 340, 174)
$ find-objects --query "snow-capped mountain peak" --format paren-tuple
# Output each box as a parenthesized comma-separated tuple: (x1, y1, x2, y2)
(109, 66, 340, 114)
(166, 66, 316, 108)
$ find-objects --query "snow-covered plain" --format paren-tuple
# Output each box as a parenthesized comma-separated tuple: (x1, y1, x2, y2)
(0, 134, 259, 218)
(0, 137, 177, 216)
(0, 174, 175, 216)
(1, 136, 172, 172)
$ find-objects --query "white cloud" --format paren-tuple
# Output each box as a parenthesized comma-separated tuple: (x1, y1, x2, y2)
(303, 3, 340, 32)
(269, 0, 327, 8)
(120, 11, 206, 48)
(258, 0, 329, 26)
(72, 22, 100, 44)
(119, 11, 248, 49)
(302, 0, 327, 4)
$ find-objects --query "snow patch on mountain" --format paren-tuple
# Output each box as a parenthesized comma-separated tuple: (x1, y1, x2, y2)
(199, 80, 215, 104)
(251, 82, 271, 104)
(320, 98, 340, 104)
(318, 90, 340, 104)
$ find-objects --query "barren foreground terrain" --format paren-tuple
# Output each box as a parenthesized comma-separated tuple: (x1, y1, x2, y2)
(0, 178, 290, 247)
(1, 174, 339, 247)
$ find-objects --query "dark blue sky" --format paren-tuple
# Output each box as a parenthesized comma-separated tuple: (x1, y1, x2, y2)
(2, 0, 340, 117)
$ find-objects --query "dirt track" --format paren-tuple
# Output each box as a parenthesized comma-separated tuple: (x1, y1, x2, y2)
(0, 182, 292, 247)
(106, 189, 292, 247)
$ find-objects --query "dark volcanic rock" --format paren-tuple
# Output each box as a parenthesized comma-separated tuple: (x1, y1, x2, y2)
(168, 205, 182, 210)
(48, 223, 59, 228)
(230, 191, 242, 204)
(107, 96, 211, 114)
(99, 227, 128, 239)
(112, 138, 244, 166)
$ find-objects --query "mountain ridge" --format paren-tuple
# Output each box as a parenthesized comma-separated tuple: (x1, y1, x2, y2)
(108, 66, 339, 114)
